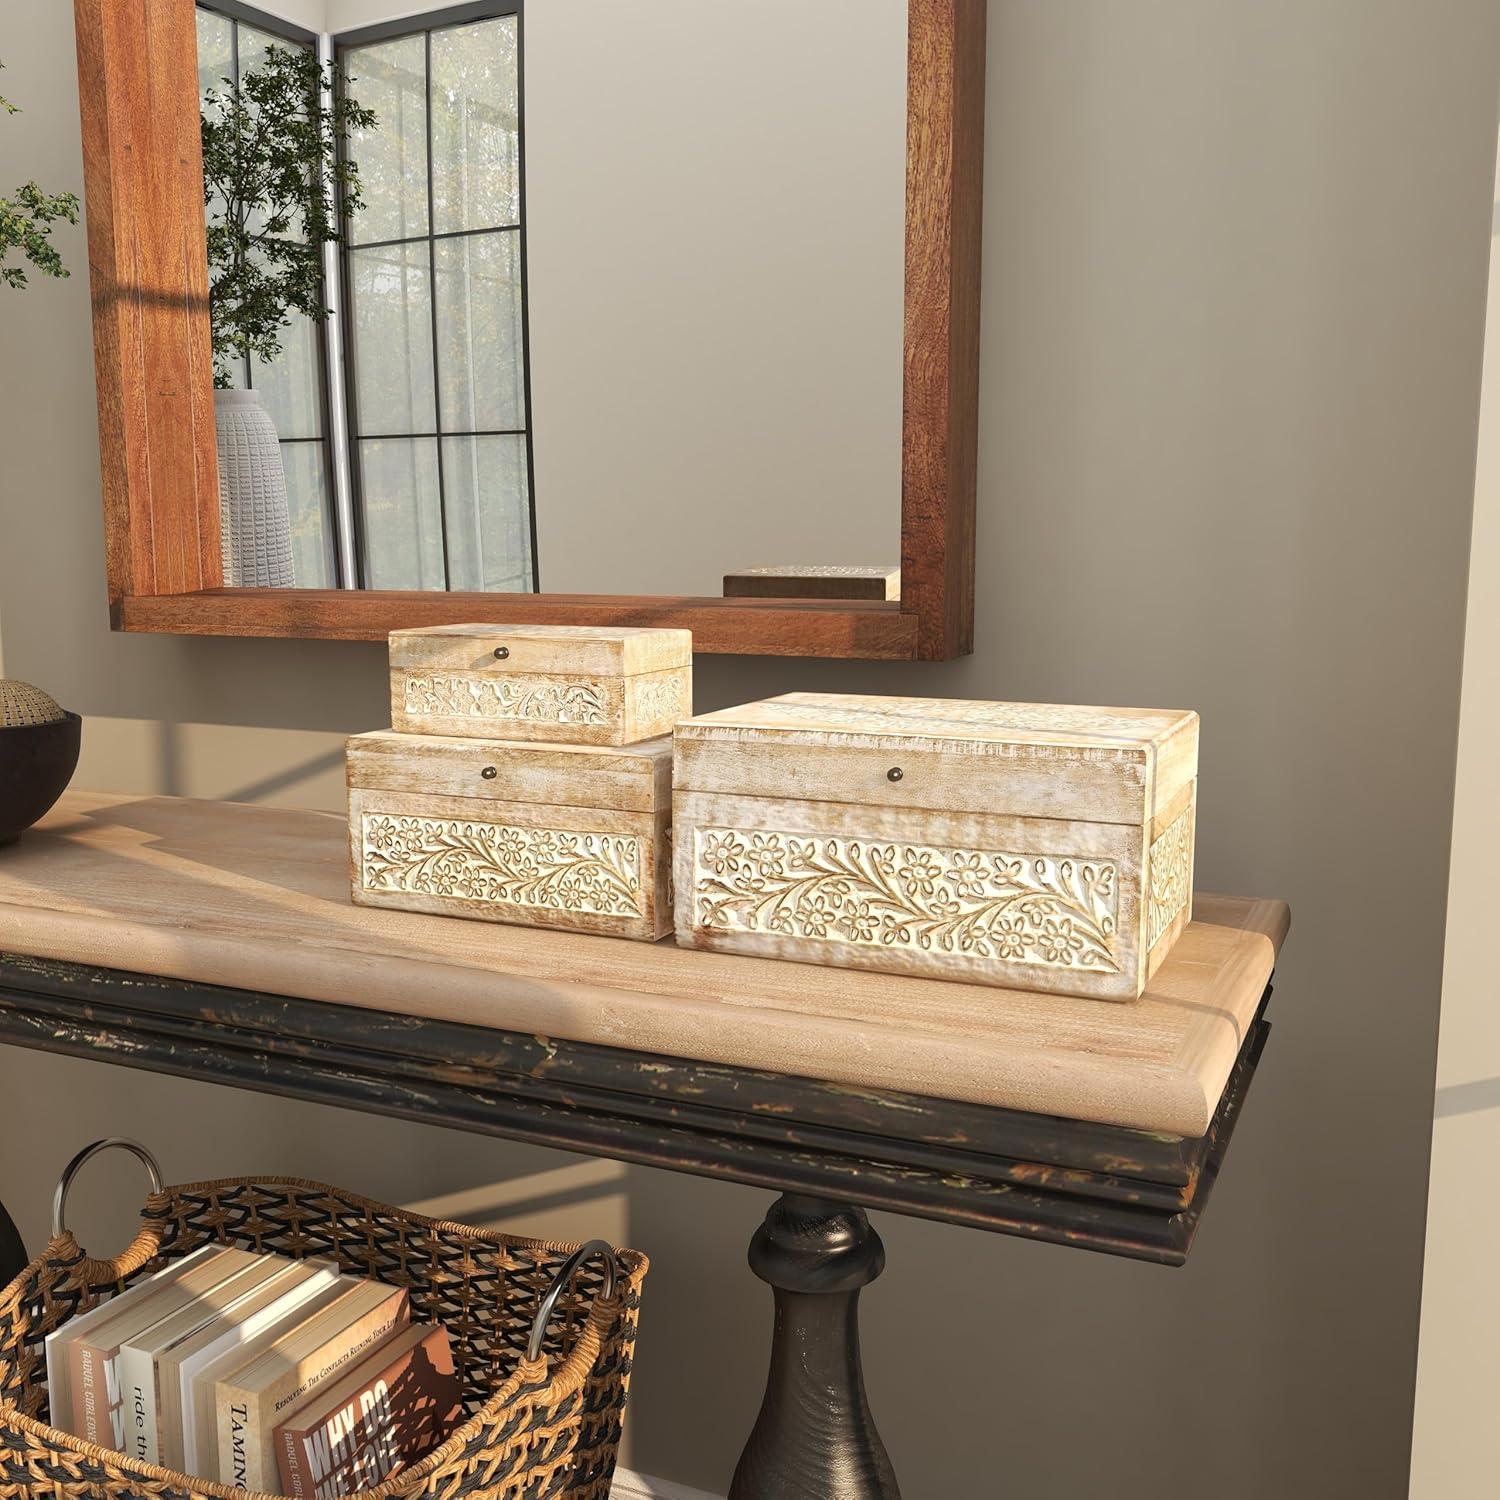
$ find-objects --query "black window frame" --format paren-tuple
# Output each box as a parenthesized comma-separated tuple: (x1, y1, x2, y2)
(194, 0, 346, 589)
(334, 0, 539, 594)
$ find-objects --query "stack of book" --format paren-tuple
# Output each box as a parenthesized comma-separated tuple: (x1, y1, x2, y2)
(44, 1246, 463, 1496)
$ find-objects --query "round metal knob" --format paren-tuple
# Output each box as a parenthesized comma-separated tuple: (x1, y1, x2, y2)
(493, 646, 510, 660)
(481, 765, 498, 780)
(887, 767, 904, 783)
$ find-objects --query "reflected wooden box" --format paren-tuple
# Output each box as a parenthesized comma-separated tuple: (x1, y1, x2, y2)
(721, 565, 901, 601)
(673, 694, 1198, 1001)
(389, 624, 692, 747)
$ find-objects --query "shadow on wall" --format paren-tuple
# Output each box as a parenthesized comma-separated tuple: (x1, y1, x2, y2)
(1432, 1077, 1500, 1119)
(60, 717, 355, 812)
(154, 721, 347, 805)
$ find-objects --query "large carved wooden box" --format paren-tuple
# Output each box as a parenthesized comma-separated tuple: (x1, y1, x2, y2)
(389, 624, 692, 746)
(673, 694, 1198, 1000)
(348, 730, 673, 940)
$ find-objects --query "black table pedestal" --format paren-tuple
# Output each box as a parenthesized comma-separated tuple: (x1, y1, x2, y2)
(730, 1193, 900, 1500)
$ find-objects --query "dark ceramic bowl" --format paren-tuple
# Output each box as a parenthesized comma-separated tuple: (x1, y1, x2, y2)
(0, 712, 82, 845)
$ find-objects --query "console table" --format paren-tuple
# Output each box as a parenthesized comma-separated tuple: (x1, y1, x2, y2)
(0, 792, 1289, 1498)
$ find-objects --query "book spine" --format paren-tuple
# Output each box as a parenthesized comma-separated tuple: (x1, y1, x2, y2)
(117, 1344, 159, 1464)
(280, 1426, 309, 1498)
(216, 1387, 256, 1490)
(43, 1330, 70, 1439)
(69, 1340, 95, 1444)
(70, 1340, 116, 1447)
(103, 1345, 125, 1449)
(251, 1296, 407, 1487)
(157, 1365, 184, 1475)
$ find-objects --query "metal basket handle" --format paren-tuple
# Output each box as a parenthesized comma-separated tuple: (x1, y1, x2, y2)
(526, 1239, 622, 1363)
(52, 1146, 617, 1362)
(52, 1138, 164, 1239)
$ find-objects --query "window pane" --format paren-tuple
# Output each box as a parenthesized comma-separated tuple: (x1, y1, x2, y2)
(346, 36, 429, 244)
(349, 242, 437, 435)
(442, 435, 531, 592)
(434, 230, 525, 433)
(430, 17, 519, 234)
(281, 442, 337, 588)
(359, 438, 444, 589)
(237, 21, 285, 79)
(236, 25, 316, 243)
(254, 308, 323, 440)
(198, 10, 234, 237)
(196, 9, 233, 98)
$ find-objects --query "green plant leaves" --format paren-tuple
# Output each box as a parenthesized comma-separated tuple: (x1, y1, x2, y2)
(201, 44, 376, 386)
(0, 61, 80, 290)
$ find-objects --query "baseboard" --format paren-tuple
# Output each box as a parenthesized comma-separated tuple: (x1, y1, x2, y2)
(611, 1468, 722, 1500)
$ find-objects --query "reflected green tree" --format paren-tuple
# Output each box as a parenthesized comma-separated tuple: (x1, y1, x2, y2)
(201, 45, 375, 386)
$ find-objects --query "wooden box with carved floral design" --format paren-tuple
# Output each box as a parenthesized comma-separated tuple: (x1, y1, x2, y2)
(389, 624, 693, 746)
(672, 694, 1198, 1001)
(348, 730, 673, 940)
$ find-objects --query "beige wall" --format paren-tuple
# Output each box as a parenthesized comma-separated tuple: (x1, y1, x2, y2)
(3, 3, 1499, 1495)
(1409, 131, 1500, 1499)
(523, 0, 905, 595)
(321, 0, 908, 596)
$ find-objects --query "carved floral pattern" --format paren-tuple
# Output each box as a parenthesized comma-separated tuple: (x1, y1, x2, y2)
(361, 814, 641, 917)
(630, 672, 688, 732)
(1147, 804, 1193, 949)
(692, 827, 1120, 971)
(403, 673, 611, 726)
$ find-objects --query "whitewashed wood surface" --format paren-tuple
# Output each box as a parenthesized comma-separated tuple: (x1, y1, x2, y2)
(674, 693, 1200, 1000)
(0, 792, 1289, 1134)
(348, 731, 673, 941)
(388, 623, 692, 745)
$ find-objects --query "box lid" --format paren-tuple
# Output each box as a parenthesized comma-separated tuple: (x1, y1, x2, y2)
(677, 694, 1195, 750)
(388, 624, 693, 678)
(348, 730, 671, 813)
(674, 694, 1198, 823)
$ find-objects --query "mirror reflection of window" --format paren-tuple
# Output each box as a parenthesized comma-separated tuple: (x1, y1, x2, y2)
(342, 10, 534, 594)
(194, 1, 535, 595)
(196, 4, 341, 590)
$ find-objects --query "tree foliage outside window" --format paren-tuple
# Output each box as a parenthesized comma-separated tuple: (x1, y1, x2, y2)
(200, 45, 374, 386)
(0, 62, 80, 290)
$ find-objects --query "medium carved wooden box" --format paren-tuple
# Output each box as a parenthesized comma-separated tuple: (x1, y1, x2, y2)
(348, 730, 673, 940)
(389, 624, 693, 746)
(673, 694, 1198, 1000)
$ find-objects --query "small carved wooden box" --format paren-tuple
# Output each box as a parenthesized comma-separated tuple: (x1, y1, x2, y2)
(673, 694, 1198, 1000)
(389, 624, 693, 746)
(348, 730, 673, 941)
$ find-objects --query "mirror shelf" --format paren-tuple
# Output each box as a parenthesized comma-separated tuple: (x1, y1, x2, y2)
(75, 0, 984, 661)
(119, 589, 918, 658)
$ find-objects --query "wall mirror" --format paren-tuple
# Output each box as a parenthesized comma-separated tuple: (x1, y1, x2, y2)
(75, 0, 984, 658)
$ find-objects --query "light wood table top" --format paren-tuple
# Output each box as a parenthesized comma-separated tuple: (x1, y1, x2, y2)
(0, 791, 1289, 1135)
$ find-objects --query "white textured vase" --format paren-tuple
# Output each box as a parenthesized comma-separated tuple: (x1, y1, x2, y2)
(214, 388, 295, 587)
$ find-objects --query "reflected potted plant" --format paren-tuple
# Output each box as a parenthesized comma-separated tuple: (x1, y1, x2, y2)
(201, 47, 373, 586)
(1, 62, 83, 844)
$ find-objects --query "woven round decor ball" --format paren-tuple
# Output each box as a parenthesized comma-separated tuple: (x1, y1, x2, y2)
(0, 680, 67, 728)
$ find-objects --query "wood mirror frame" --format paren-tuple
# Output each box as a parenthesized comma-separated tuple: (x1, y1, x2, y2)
(74, 0, 984, 659)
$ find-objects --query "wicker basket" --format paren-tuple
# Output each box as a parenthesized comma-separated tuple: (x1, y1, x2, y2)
(0, 1149, 647, 1500)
